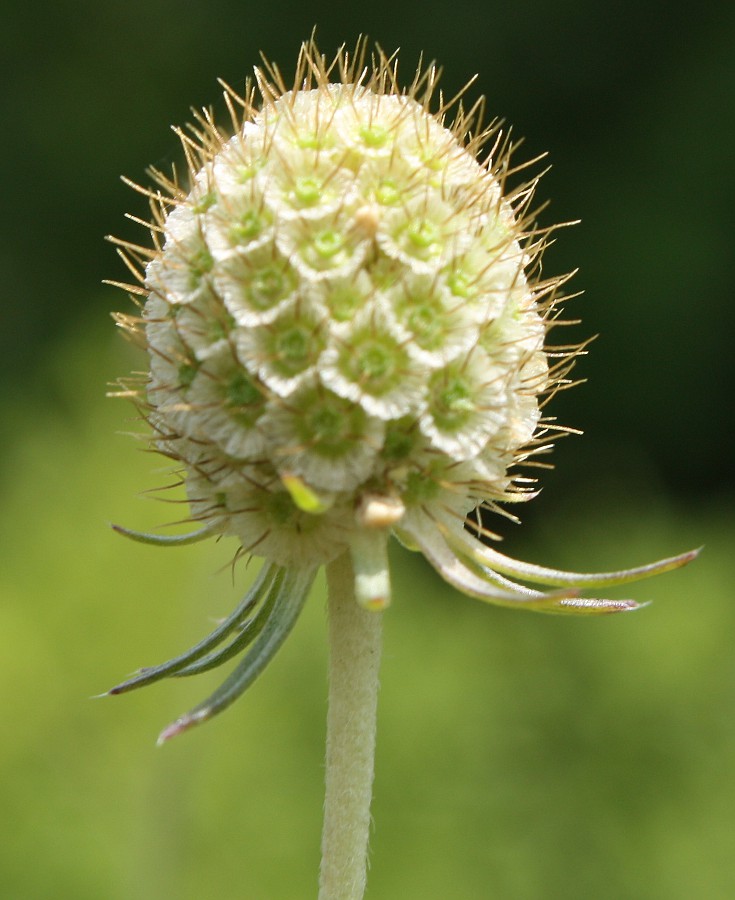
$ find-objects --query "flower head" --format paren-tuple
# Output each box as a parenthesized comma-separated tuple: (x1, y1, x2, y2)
(108, 39, 697, 741)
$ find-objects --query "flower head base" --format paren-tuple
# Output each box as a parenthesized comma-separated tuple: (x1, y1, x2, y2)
(109, 39, 697, 741)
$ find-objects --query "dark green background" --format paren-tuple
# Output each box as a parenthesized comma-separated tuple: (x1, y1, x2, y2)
(1, 3, 733, 898)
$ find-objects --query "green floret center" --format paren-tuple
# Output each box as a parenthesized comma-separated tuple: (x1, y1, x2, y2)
(247, 264, 294, 310)
(265, 490, 321, 534)
(297, 392, 368, 458)
(271, 323, 319, 376)
(359, 124, 390, 148)
(342, 333, 406, 396)
(430, 373, 476, 431)
(311, 406, 343, 441)
(299, 229, 353, 273)
(230, 210, 267, 244)
(419, 150, 444, 172)
(325, 285, 364, 321)
(177, 361, 199, 389)
(397, 292, 447, 351)
(293, 176, 323, 206)
(375, 178, 402, 206)
(409, 306, 442, 348)
(188, 247, 214, 286)
(404, 468, 441, 505)
(265, 490, 298, 526)
(227, 372, 261, 407)
(236, 158, 265, 183)
(224, 372, 264, 426)
(296, 132, 330, 151)
(314, 229, 344, 259)
(207, 312, 235, 344)
(407, 219, 440, 250)
(277, 329, 308, 364)
(446, 269, 473, 299)
(383, 418, 419, 461)
(192, 192, 216, 214)
(360, 344, 392, 379)
(397, 217, 443, 262)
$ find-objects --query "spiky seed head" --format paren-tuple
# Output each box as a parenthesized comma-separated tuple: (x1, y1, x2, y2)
(111, 38, 574, 579)
(108, 39, 699, 741)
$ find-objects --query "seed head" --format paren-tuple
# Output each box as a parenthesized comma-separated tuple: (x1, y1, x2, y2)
(108, 39, 698, 740)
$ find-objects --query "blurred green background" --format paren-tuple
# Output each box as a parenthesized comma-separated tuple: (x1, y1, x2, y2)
(1, 2, 733, 898)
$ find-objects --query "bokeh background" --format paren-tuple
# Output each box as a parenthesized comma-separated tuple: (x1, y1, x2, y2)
(1, 3, 733, 898)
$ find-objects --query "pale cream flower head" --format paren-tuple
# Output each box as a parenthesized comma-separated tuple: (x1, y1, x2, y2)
(109, 39, 696, 740)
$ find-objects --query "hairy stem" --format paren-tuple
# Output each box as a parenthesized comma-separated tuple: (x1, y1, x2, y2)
(319, 552, 383, 900)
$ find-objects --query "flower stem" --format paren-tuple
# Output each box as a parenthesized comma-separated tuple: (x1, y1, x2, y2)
(319, 552, 383, 900)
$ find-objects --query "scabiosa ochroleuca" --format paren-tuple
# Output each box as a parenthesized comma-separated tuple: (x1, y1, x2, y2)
(107, 38, 697, 899)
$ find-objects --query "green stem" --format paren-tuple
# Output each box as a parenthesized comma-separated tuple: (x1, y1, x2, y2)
(319, 552, 383, 900)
